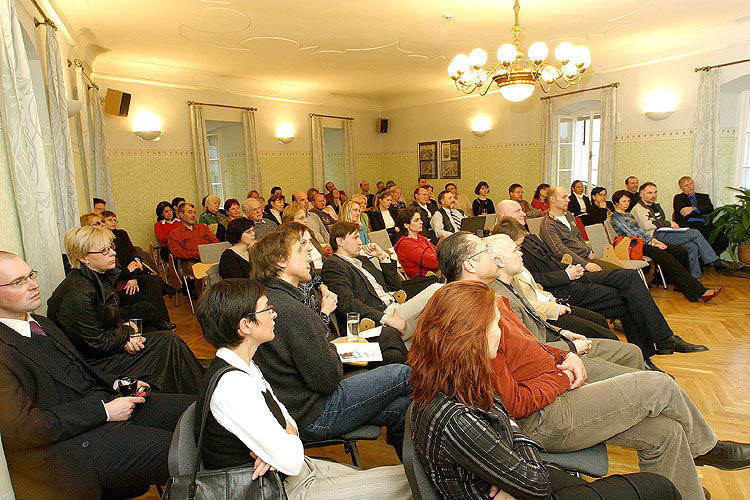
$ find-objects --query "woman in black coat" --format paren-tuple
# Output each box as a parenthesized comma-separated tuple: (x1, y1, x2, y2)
(368, 191, 401, 245)
(48, 225, 204, 394)
(219, 217, 255, 279)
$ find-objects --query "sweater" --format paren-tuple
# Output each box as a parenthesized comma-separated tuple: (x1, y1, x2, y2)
(167, 223, 219, 260)
(253, 278, 343, 428)
(393, 234, 439, 278)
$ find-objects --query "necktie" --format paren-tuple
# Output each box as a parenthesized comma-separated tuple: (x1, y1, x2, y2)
(449, 209, 462, 232)
(501, 282, 575, 351)
(29, 322, 47, 337)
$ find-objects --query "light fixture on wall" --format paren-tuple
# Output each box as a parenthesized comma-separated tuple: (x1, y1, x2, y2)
(276, 123, 294, 144)
(447, 0, 591, 103)
(472, 116, 491, 136)
(132, 111, 162, 141)
(644, 90, 677, 121)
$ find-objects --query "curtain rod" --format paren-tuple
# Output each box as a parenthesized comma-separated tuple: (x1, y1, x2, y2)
(30, 0, 56, 30)
(539, 82, 620, 100)
(67, 59, 99, 91)
(310, 113, 354, 120)
(187, 101, 257, 111)
(695, 58, 750, 72)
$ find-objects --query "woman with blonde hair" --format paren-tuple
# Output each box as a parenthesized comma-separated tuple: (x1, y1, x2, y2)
(339, 199, 369, 245)
(47, 225, 204, 394)
(408, 281, 680, 500)
(390, 185, 406, 210)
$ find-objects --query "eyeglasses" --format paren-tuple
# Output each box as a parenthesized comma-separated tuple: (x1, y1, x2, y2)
(245, 304, 275, 318)
(87, 243, 116, 256)
(467, 245, 491, 261)
(0, 270, 39, 288)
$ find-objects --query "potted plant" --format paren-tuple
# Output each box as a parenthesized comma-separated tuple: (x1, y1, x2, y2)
(708, 187, 750, 264)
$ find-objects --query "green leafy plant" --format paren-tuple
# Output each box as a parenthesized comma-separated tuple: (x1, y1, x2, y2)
(708, 187, 750, 261)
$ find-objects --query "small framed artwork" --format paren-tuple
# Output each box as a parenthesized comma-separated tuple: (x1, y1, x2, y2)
(418, 141, 438, 179)
(440, 139, 461, 179)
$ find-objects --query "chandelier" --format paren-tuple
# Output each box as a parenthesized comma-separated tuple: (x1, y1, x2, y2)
(447, 0, 591, 102)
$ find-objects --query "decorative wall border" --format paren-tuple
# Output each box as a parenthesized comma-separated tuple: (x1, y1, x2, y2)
(615, 128, 736, 143)
(110, 149, 194, 157)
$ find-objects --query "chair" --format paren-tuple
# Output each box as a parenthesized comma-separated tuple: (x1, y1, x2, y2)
(368, 229, 393, 253)
(302, 426, 383, 469)
(192, 262, 221, 288)
(403, 404, 443, 500)
(603, 220, 666, 289)
(168, 403, 199, 476)
(149, 242, 167, 282)
(359, 317, 377, 332)
(484, 213, 497, 229)
(585, 223, 650, 287)
(168, 255, 196, 314)
(540, 443, 609, 478)
(197, 242, 230, 264)
(526, 216, 543, 236)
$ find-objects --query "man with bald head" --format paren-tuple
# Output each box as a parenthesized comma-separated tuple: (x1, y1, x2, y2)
(0, 252, 193, 499)
(241, 197, 277, 239)
(292, 190, 330, 250)
(493, 200, 706, 364)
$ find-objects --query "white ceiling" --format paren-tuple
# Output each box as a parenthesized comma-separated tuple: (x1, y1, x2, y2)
(48, 0, 750, 102)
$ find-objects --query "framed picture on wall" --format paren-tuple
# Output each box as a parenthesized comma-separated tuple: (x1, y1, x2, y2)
(418, 141, 438, 179)
(440, 139, 461, 179)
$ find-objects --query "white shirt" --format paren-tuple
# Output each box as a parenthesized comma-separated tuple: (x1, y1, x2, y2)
(310, 244, 324, 270)
(337, 254, 396, 312)
(0, 314, 40, 338)
(552, 213, 571, 230)
(210, 348, 304, 476)
(574, 193, 587, 214)
(431, 208, 465, 238)
(380, 210, 395, 229)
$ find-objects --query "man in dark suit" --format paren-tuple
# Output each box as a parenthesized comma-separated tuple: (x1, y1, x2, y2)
(673, 175, 729, 256)
(0, 252, 193, 500)
(408, 187, 438, 243)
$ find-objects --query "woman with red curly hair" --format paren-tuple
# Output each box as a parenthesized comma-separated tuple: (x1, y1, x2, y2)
(408, 280, 680, 500)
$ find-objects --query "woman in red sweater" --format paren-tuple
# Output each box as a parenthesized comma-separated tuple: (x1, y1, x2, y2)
(154, 200, 181, 247)
(393, 207, 439, 278)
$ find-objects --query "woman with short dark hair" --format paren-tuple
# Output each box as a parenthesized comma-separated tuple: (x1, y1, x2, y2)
(219, 218, 255, 279)
(408, 281, 681, 500)
(154, 200, 181, 248)
(531, 183, 550, 212)
(472, 181, 495, 215)
(393, 207, 438, 278)
(587, 187, 615, 224)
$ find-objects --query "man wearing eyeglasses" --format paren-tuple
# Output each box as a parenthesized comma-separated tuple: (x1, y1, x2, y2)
(0, 251, 194, 500)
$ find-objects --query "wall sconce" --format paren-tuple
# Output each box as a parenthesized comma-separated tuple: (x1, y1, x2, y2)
(471, 116, 491, 136)
(132, 111, 162, 141)
(276, 123, 294, 144)
(644, 90, 676, 121)
(66, 99, 83, 117)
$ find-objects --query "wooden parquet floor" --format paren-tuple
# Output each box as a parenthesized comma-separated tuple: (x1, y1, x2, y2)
(138, 268, 750, 500)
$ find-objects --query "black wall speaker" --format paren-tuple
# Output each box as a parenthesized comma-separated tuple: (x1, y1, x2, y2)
(104, 89, 131, 117)
(377, 118, 388, 133)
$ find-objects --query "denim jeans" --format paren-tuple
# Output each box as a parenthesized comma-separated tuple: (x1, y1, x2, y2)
(301, 364, 412, 458)
(655, 228, 719, 278)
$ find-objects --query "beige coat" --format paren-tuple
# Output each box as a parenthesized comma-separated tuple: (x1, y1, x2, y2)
(511, 268, 560, 321)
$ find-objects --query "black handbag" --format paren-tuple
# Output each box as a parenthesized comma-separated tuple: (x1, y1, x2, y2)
(161, 365, 289, 500)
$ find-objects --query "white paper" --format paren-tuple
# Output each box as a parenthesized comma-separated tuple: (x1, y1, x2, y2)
(335, 342, 383, 363)
(360, 326, 383, 339)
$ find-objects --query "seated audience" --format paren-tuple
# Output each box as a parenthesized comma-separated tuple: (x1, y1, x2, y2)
(264, 193, 286, 225)
(292, 190, 331, 251)
(218, 217, 255, 279)
(47, 226, 204, 394)
(509, 183, 541, 217)
(168, 202, 219, 273)
(194, 278, 410, 500)
(339, 199, 370, 245)
(424, 184, 439, 213)
(199, 194, 226, 226)
(568, 180, 591, 220)
(216, 198, 242, 242)
(282, 205, 326, 268)
(431, 189, 466, 239)
(247, 189, 260, 199)
(408, 280, 680, 500)
(242, 197, 277, 239)
(390, 185, 407, 211)
(410, 187, 438, 243)
(359, 180, 375, 208)
(394, 207, 439, 278)
(673, 175, 730, 255)
(249, 231, 412, 457)
(0, 252, 194, 500)
(586, 186, 614, 224)
(610, 190, 724, 302)
(324, 181, 348, 205)
(92, 197, 106, 213)
(493, 199, 708, 359)
(328, 188, 345, 214)
(531, 183, 550, 212)
(436, 232, 750, 500)
(154, 200, 181, 249)
(624, 176, 641, 211)
(309, 191, 338, 229)
(350, 194, 371, 232)
(84, 212, 172, 326)
(369, 190, 401, 244)
(473, 181, 495, 215)
(446, 182, 473, 216)
(376, 180, 386, 192)
(631, 182, 736, 278)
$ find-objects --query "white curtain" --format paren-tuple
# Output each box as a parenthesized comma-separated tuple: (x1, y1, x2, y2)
(692, 69, 721, 201)
(342, 119, 355, 197)
(0, 0, 64, 312)
(598, 87, 617, 192)
(43, 25, 78, 241)
(189, 104, 211, 201)
(89, 86, 114, 211)
(241, 109, 262, 191)
(74, 67, 93, 210)
(311, 115, 325, 190)
(540, 99, 555, 184)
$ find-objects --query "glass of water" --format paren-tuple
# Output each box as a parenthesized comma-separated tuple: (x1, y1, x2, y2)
(346, 312, 360, 342)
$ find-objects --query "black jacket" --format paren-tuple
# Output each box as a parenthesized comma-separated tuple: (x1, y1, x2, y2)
(519, 233, 574, 290)
(567, 194, 590, 217)
(321, 254, 402, 333)
(0, 316, 116, 500)
(672, 192, 714, 227)
(368, 206, 401, 244)
(47, 266, 131, 359)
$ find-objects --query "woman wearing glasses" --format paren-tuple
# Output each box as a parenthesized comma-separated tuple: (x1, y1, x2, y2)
(47, 225, 204, 394)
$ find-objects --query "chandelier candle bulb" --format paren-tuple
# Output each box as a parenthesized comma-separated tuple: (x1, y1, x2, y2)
(528, 42, 548, 64)
(497, 44, 518, 65)
(554, 42, 575, 64)
(469, 48, 488, 68)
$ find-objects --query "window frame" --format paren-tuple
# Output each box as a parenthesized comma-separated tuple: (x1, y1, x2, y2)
(736, 90, 750, 189)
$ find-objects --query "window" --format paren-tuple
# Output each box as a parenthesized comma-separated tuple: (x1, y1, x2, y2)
(557, 111, 600, 192)
(206, 134, 225, 199)
(739, 91, 750, 189)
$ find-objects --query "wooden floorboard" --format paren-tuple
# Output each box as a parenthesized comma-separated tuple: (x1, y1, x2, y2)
(137, 267, 750, 500)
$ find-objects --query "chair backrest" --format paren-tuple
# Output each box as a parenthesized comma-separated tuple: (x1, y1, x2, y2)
(368, 229, 393, 252)
(403, 404, 443, 500)
(603, 219, 617, 242)
(166, 255, 184, 290)
(198, 242, 230, 264)
(168, 402, 198, 476)
(526, 216, 543, 236)
(584, 223, 609, 257)
(192, 262, 216, 280)
(205, 263, 222, 287)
